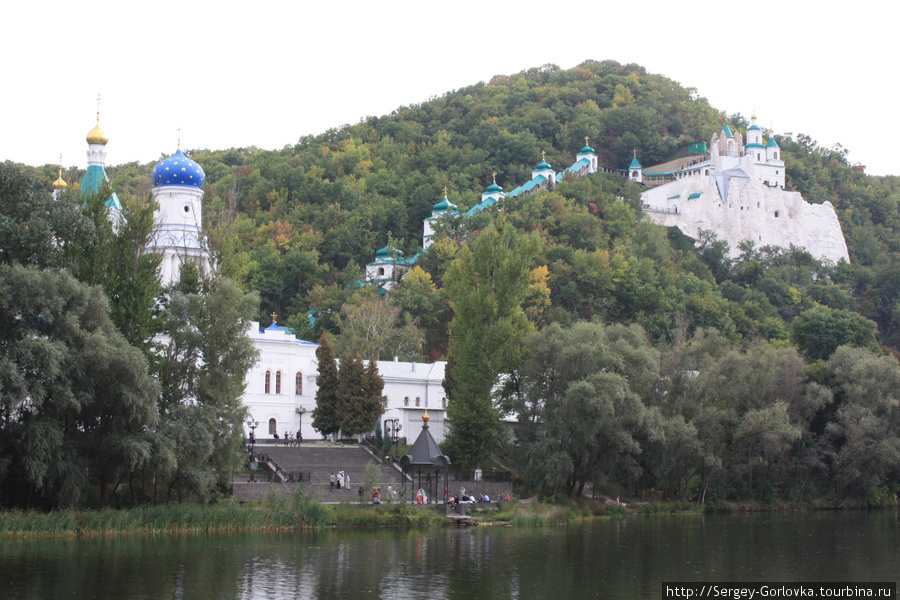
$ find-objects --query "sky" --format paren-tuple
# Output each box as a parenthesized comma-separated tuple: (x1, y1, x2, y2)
(3, 1, 897, 176)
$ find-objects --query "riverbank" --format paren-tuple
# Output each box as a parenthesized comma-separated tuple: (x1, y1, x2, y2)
(2, 491, 893, 539)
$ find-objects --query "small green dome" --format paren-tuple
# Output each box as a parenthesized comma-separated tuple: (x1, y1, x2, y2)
(485, 182, 503, 193)
(579, 144, 595, 154)
(535, 160, 552, 170)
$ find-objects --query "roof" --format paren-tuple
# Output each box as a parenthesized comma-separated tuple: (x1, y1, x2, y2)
(375, 359, 445, 383)
(401, 418, 451, 467)
(507, 175, 546, 198)
(629, 156, 642, 169)
(722, 124, 734, 137)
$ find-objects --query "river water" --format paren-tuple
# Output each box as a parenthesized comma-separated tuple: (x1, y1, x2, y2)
(2, 510, 898, 599)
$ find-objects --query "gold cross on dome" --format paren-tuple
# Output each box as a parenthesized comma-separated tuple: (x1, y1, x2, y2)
(585, 135, 589, 146)
(541, 150, 546, 161)
(271, 312, 277, 324)
(492, 172, 497, 183)
(444, 186, 448, 197)
(96, 92, 101, 122)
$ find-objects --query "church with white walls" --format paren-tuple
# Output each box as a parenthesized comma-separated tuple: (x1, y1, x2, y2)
(65, 111, 448, 443)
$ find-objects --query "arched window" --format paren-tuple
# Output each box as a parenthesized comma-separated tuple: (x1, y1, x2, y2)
(442, 397, 447, 408)
(378, 267, 385, 276)
(415, 396, 420, 407)
(265, 370, 271, 394)
(268, 418, 277, 434)
(404, 396, 409, 407)
(296, 372, 303, 395)
(774, 152, 778, 160)
(275, 371, 282, 394)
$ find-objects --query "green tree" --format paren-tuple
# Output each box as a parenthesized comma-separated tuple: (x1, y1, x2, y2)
(333, 290, 424, 361)
(506, 321, 657, 497)
(442, 216, 542, 472)
(335, 354, 368, 435)
(791, 305, 878, 361)
(311, 333, 341, 437)
(155, 278, 259, 502)
(0, 264, 158, 509)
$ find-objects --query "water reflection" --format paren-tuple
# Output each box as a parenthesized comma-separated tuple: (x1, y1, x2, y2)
(2, 510, 898, 599)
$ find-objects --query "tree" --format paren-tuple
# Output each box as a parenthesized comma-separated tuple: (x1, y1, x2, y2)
(442, 215, 542, 472)
(506, 321, 657, 497)
(0, 264, 158, 509)
(155, 277, 259, 502)
(336, 357, 387, 438)
(823, 346, 900, 506)
(791, 305, 878, 361)
(335, 354, 367, 435)
(312, 333, 341, 437)
(0, 161, 91, 270)
(68, 186, 162, 352)
(333, 290, 424, 361)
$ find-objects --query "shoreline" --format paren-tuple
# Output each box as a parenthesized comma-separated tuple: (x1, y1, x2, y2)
(1, 495, 896, 540)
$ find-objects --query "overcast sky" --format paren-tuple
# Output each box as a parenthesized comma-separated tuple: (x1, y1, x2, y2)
(4, 1, 895, 176)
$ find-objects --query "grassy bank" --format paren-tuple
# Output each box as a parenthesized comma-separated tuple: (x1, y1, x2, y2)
(5, 492, 888, 539)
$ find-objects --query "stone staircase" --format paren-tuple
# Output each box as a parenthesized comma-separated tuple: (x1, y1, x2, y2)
(238, 444, 406, 502)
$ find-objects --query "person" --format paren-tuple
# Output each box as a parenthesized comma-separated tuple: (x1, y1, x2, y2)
(330, 472, 335, 489)
(344, 472, 350, 489)
(273, 432, 279, 446)
(484, 493, 490, 503)
(337, 471, 343, 489)
(358, 485, 364, 501)
(416, 489, 422, 504)
(296, 429, 302, 444)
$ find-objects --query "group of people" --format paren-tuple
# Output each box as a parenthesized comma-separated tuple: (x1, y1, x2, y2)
(273, 430, 303, 447)
(447, 490, 511, 508)
(329, 471, 349, 489)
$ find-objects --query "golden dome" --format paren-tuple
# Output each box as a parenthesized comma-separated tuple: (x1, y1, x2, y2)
(52, 167, 67, 190)
(422, 411, 430, 423)
(86, 115, 108, 145)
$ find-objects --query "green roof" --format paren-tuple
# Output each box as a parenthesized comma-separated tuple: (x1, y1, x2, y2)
(629, 156, 642, 169)
(722, 124, 734, 137)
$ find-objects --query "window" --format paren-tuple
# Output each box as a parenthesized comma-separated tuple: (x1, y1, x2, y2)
(268, 418, 277, 434)
(275, 371, 281, 394)
(404, 396, 409, 407)
(415, 396, 420, 407)
(774, 211, 780, 218)
(378, 267, 385, 276)
(774, 152, 778, 160)
(296, 372, 303, 395)
(442, 397, 447, 408)
(265, 370, 271, 394)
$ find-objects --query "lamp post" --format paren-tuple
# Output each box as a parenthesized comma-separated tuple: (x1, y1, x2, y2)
(247, 418, 259, 451)
(383, 418, 402, 461)
(295, 406, 306, 445)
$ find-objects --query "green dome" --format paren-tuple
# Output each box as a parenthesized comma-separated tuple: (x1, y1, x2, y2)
(485, 182, 503, 193)
(535, 160, 552, 170)
(579, 144, 595, 154)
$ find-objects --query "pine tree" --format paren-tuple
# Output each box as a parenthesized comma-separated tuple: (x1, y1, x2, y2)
(312, 334, 341, 436)
(364, 359, 388, 434)
(336, 354, 368, 434)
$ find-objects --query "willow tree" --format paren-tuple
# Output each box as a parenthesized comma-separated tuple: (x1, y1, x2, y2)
(442, 215, 542, 472)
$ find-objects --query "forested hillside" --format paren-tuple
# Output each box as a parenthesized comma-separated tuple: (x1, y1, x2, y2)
(15, 59, 900, 505)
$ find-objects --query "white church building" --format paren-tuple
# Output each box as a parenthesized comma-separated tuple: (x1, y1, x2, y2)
(69, 113, 449, 444)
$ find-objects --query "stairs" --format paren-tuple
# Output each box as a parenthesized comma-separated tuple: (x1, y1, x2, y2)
(250, 444, 405, 500)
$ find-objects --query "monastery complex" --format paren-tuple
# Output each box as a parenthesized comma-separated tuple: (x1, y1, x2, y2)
(58, 108, 850, 444)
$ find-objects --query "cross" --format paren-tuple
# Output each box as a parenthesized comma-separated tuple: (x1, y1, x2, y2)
(541, 150, 546, 161)
(96, 92, 101, 123)
(177, 126, 182, 150)
(270, 312, 277, 324)
(444, 186, 448, 198)
(492, 172, 497, 183)
(585, 135, 590, 146)
(633, 149, 637, 158)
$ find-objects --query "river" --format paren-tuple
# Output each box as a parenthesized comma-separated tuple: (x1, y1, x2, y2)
(2, 510, 897, 599)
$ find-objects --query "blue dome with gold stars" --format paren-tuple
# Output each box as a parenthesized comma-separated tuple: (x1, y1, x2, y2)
(152, 149, 205, 188)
